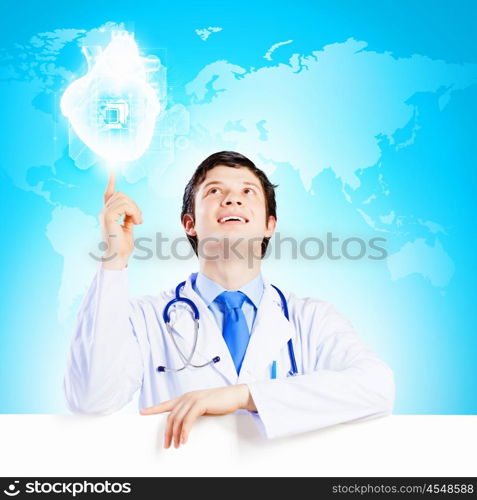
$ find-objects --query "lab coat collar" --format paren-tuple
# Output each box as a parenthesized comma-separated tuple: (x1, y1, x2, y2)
(195, 270, 264, 309)
(168, 273, 295, 385)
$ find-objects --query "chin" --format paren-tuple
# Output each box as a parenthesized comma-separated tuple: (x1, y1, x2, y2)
(197, 232, 263, 261)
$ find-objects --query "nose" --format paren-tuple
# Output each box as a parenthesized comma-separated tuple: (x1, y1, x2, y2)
(224, 199, 242, 206)
(222, 190, 243, 206)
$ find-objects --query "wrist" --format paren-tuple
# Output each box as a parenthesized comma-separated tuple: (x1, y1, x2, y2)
(101, 254, 129, 270)
(237, 384, 257, 412)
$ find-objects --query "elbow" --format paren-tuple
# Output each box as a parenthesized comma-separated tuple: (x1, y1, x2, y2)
(63, 379, 119, 416)
(64, 391, 114, 416)
(342, 362, 395, 427)
(65, 398, 115, 416)
(372, 363, 396, 417)
(63, 367, 141, 415)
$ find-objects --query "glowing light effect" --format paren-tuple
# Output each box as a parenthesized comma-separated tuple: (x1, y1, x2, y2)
(60, 30, 160, 164)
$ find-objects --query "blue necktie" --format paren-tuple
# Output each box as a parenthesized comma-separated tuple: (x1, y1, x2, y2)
(214, 291, 250, 374)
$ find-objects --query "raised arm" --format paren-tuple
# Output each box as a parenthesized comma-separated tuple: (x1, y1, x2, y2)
(63, 171, 145, 414)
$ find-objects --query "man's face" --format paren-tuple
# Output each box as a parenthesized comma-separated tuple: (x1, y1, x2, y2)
(183, 165, 276, 259)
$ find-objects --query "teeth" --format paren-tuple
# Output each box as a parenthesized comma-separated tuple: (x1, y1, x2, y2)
(220, 216, 246, 223)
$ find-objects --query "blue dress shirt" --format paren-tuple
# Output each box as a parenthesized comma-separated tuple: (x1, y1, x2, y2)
(191, 271, 264, 334)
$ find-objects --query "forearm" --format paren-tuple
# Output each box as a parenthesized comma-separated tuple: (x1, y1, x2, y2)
(64, 265, 143, 414)
(247, 358, 395, 439)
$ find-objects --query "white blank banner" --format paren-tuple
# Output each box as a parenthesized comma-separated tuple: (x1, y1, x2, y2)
(0, 415, 475, 477)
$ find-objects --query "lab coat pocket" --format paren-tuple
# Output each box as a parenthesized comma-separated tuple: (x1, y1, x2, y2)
(269, 358, 295, 380)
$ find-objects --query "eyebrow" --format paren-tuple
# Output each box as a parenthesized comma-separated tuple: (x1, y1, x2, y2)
(202, 180, 261, 190)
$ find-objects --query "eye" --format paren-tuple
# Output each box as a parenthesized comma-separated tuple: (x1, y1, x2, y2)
(208, 187, 221, 195)
(243, 187, 256, 194)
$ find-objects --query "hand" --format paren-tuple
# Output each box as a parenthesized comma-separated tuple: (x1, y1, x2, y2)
(99, 171, 143, 270)
(139, 384, 257, 448)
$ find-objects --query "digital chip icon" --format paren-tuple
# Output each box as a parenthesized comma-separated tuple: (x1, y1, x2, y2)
(98, 99, 129, 130)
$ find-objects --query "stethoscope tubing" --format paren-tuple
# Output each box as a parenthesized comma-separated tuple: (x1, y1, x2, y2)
(158, 281, 298, 376)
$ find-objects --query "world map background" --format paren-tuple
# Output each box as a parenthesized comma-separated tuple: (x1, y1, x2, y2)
(1, 0, 476, 414)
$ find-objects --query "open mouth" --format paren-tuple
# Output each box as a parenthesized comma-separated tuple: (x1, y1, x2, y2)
(217, 215, 249, 224)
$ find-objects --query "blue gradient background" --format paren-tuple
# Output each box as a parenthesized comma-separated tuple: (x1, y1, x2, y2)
(1, 0, 476, 414)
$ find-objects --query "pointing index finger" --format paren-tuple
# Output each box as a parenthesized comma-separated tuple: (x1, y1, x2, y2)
(104, 170, 116, 204)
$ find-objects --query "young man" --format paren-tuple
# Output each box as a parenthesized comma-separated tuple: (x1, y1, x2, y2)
(64, 151, 395, 448)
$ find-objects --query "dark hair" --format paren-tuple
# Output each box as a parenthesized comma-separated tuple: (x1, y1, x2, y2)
(181, 151, 278, 258)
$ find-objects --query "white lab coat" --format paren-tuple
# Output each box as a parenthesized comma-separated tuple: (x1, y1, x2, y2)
(64, 265, 395, 439)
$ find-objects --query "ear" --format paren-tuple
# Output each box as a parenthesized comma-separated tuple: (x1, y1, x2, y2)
(264, 215, 276, 238)
(182, 214, 197, 236)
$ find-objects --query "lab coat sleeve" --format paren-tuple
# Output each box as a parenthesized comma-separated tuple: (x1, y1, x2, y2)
(63, 264, 144, 414)
(247, 300, 395, 439)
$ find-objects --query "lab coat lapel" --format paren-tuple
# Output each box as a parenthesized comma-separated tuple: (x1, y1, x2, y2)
(238, 281, 295, 382)
(167, 274, 238, 385)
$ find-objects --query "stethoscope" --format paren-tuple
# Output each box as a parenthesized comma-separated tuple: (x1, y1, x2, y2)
(157, 281, 299, 378)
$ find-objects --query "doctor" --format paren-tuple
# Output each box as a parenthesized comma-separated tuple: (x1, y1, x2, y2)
(64, 151, 395, 448)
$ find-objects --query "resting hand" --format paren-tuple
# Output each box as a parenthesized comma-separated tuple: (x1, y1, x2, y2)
(139, 384, 257, 448)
